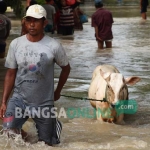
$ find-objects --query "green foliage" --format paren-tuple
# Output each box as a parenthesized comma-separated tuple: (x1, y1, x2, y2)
(3, 0, 15, 6)
(36, 0, 45, 5)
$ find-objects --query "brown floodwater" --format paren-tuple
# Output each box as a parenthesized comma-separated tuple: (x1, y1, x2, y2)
(0, 6, 150, 150)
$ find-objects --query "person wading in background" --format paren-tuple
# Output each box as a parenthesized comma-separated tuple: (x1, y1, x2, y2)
(91, 1, 114, 49)
(54, 0, 81, 35)
(140, 0, 149, 20)
(43, 0, 56, 34)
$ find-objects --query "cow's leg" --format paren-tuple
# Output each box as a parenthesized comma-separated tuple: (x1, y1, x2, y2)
(96, 102, 111, 121)
(96, 110, 103, 121)
(96, 104, 103, 121)
(96, 108, 115, 123)
(116, 114, 125, 125)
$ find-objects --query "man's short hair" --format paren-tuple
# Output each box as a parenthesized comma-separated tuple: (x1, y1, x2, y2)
(0, 1, 7, 14)
(30, 0, 37, 6)
(95, 1, 103, 8)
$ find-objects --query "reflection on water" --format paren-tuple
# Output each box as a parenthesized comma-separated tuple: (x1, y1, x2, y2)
(0, 12, 150, 150)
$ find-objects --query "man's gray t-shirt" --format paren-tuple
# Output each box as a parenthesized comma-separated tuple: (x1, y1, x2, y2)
(5, 35, 69, 106)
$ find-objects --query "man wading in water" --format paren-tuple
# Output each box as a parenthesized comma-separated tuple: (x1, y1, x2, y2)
(0, 4, 70, 146)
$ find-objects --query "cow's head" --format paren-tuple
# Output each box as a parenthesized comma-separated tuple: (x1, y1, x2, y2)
(100, 69, 141, 105)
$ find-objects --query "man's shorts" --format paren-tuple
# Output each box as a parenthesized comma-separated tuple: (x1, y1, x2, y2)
(94, 33, 112, 42)
(0, 42, 6, 53)
(3, 97, 61, 145)
(96, 39, 112, 42)
(105, 39, 112, 42)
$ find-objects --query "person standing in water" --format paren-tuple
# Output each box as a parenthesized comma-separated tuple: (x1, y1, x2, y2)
(43, 0, 56, 34)
(0, 4, 70, 146)
(140, 0, 149, 20)
(91, 1, 114, 49)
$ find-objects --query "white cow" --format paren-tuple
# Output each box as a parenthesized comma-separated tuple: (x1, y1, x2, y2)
(88, 64, 140, 124)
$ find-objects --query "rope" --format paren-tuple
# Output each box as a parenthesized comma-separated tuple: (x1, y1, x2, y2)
(60, 94, 107, 102)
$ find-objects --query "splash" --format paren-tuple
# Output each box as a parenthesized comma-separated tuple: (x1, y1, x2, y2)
(0, 121, 39, 150)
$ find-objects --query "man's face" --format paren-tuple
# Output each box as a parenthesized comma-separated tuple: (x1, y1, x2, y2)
(24, 17, 47, 36)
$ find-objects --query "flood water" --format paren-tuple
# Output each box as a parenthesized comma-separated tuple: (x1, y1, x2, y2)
(0, 6, 150, 150)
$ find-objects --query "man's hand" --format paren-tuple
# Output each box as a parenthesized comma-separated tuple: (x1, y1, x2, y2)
(94, 26, 103, 41)
(0, 103, 6, 120)
(96, 36, 103, 41)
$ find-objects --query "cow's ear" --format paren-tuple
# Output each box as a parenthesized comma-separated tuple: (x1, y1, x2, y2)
(100, 69, 111, 82)
(125, 77, 141, 85)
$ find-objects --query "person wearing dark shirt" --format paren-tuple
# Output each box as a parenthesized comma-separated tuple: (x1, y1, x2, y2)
(91, 1, 114, 49)
(54, 0, 80, 35)
(43, 0, 56, 34)
(140, 0, 149, 20)
(73, 6, 83, 30)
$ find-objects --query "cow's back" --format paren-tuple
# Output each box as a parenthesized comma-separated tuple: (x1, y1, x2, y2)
(88, 65, 119, 107)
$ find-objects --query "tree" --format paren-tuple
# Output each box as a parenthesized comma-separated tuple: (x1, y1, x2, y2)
(36, 0, 45, 5)
(4, 0, 23, 17)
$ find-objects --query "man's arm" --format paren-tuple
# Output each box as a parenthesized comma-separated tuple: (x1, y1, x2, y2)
(0, 68, 17, 119)
(54, 63, 71, 101)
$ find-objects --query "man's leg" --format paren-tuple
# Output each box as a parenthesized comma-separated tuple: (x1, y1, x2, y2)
(33, 106, 59, 146)
(141, 12, 147, 20)
(105, 40, 112, 48)
(141, 6, 147, 20)
(62, 26, 67, 35)
(98, 40, 104, 49)
(66, 26, 74, 35)
(3, 98, 28, 139)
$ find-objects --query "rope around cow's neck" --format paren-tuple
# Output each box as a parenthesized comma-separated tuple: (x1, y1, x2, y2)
(60, 84, 118, 109)
(60, 94, 107, 102)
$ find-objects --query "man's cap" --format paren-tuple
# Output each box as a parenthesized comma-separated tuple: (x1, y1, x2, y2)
(24, 4, 47, 19)
(95, 0, 103, 7)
